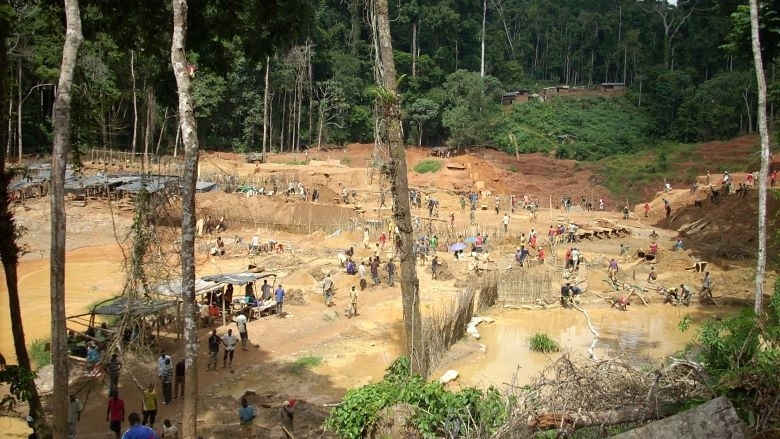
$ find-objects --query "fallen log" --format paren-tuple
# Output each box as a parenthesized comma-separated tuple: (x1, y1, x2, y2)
(529, 405, 677, 430)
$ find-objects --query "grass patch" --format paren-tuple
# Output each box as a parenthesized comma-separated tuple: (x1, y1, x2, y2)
(340, 157, 352, 166)
(413, 160, 442, 173)
(529, 332, 560, 353)
(286, 159, 310, 165)
(285, 355, 322, 375)
(29, 338, 51, 370)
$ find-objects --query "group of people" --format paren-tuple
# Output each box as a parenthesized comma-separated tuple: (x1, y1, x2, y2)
(105, 389, 178, 439)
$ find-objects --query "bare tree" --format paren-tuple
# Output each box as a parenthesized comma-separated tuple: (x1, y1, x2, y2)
(50, 1, 83, 438)
(171, 0, 200, 437)
(0, 7, 52, 439)
(315, 80, 348, 149)
(748, 0, 770, 313)
(648, 0, 697, 70)
(369, 0, 426, 376)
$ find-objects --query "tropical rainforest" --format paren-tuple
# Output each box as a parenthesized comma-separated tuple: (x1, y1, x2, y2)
(3, 0, 779, 162)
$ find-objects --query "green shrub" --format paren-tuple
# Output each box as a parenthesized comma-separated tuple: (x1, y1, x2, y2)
(413, 160, 442, 173)
(285, 355, 322, 376)
(529, 332, 560, 353)
(29, 338, 51, 370)
(286, 159, 310, 165)
(325, 357, 507, 439)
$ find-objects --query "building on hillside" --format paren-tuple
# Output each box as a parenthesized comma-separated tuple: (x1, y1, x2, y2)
(599, 82, 626, 92)
(501, 89, 532, 105)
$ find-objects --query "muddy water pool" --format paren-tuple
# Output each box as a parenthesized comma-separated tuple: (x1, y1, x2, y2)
(435, 304, 735, 388)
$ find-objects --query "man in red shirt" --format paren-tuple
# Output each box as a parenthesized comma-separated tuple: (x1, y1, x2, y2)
(106, 391, 125, 439)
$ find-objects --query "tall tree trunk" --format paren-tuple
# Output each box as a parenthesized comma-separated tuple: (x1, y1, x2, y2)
(411, 20, 417, 77)
(370, 0, 426, 376)
(480, 0, 486, 77)
(144, 87, 154, 166)
(749, 0, 769, 314)
(131, 50, 138, 158)
(171, 1, 200, 437)
(17, 57, 22, 163)
(50, 1, 83, 438)
(262, 56, 270, 156)
(0, 11, 52, 439)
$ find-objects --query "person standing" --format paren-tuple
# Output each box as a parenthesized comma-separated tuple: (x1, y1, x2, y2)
(68, 393, 83, 439)
(235, 312, 248, 350)
(222, 329, 237, 369)
(207, 329, 220, 371)
(358, 262, 367, 291)
(386, 259, 396, 287)
(700, 271, 714, 299)
(106, 391, 125, 439)
(362, 228, 370, 249)
(370, 257, 380, 286)
(275, 284, 286, 317)
(431, 255, 439, 280)
(643, 203, 650, 218)
(121, 412, 159, 439)
(105, 353, 122, 395)
(537, 247, 545, 264)
(174, 359, 185, 399)
(238, 397, 257, 439)
(347, 286, 359, 318)
(502, 213, 510, 233)
(141, 383, 158, 428)
(607, 258, 619, 282)
(156, 351, 171, 388)
(161, 358, 173, 405)
(322, 274, 334, 307)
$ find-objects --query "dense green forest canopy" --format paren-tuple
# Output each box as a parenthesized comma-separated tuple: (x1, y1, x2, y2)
(4, 0, 779, 161)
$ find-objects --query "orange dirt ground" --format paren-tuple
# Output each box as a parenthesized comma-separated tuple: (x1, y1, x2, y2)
(1, 137, 777, 439)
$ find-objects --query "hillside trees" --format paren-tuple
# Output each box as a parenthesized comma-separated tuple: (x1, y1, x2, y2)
(1, 0, 775, 159)
(441, 70, 503, 148)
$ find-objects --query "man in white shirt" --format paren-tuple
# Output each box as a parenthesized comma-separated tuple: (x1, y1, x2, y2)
(157, 350, 171, 386)
(250, 234, 260, 253)
(235, 312, 248, 350)
(502, 214, 510, 233)
(357, 262, 367, 291)
(222, 329, 238, 370)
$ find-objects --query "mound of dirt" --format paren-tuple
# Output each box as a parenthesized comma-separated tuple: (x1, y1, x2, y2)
(286, 288, 307, 306)
(285, 269, 317, 288)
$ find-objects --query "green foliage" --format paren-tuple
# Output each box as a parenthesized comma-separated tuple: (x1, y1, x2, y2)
(413, 160, 442, 174)
(689, 280, 780, 431)
(29, 338, 51, 370)
(529, 333, 560, 353)
(285, 356, 322, 376)
(0, 360, 38, 413)
(441, 71, 504, 147)
(286, 159, 310, 165)
(493, 97, 652, 160)
(325, 357, 507, 439)
(678, 315, 694, 332)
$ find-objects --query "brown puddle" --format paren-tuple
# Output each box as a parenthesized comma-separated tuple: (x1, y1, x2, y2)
(432, 304, 736, 388)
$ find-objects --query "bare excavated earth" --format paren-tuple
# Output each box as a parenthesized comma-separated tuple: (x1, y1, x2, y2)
(2, 138, 778, 439)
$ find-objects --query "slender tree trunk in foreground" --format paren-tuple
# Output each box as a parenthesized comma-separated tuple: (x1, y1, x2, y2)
(748, 0, 769, 314)
(50, 1, 83, 438)
(371, 0, 426, 376)
(171, 1, 200, 438)
(0, 8, 52, 439)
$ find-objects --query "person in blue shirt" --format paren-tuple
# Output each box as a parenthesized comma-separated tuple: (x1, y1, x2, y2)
(238, 397, 257, 439)
(122, 412, 158, 439)
(275, 284, 285, 318)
